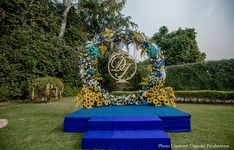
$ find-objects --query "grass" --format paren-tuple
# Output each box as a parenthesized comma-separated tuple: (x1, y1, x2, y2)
(0, 98, 234, 150)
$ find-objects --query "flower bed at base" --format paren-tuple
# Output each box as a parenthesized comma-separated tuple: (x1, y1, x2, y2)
(111, 90, 234, 104)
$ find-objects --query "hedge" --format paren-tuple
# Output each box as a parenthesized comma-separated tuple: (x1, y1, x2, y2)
(165, 59, 234, 90)
(138, 59, 234, 90)
(175, 90, 234, 100)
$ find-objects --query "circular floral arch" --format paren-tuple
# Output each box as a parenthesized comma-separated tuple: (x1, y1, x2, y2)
(76, 28, 176, 109)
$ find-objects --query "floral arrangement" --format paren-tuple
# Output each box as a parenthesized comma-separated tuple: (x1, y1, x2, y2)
(31, 77, 64, 102)
(76, 28, 176, 108)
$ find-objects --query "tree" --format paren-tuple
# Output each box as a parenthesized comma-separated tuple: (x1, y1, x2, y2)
(152, 26, 206, 66)
(58, 0, 137, 39)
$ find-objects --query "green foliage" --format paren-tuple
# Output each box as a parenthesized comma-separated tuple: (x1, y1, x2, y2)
(63, 85, 81, 97)
(77, 0, 137, 38)
(0, 0, 60, 36)
(0, 29, 81, 100)
(175, 90, 234, 100)
(165, 59, 234, 90)
(31, 76, 64, 102)
(151, 26, 206, 66)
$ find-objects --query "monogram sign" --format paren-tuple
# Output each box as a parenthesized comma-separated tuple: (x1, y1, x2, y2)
(108, 52, 137, 83)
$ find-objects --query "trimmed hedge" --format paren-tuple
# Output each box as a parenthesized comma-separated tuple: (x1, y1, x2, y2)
(175, 90, 234, 100)
(138, 59, 234, 90)
(165, 59, 234, 90)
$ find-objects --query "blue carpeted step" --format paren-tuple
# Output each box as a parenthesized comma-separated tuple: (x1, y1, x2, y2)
(88, 116, 163, 130)
(82, 130, 171, 150)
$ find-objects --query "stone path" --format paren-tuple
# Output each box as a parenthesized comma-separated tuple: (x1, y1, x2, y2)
(0, 119, 8, 128)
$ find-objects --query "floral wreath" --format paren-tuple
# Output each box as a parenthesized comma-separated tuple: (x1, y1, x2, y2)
(75, 28, 176, 109)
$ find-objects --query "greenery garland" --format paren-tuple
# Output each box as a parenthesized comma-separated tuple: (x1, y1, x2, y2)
(75, 28, 176, 108)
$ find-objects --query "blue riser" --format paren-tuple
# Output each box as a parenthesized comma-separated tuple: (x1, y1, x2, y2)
(82, 130, 171, 150)
(88, 116, 163, 130)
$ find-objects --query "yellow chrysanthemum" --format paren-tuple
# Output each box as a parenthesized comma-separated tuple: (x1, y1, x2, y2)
(143, 92, 149, 97)
(157, 102, 162, 107)
(154, 91, 159, 95)
(155, 85, 160, 90)
(159, 96, 164, 100)
(147, 98, 153, 103)
(86, 104, 92, 109)
(164, 99, 170, 105)
(85, 93, 91, 98)
(90, 99, 95, 104)
(153, 99, 159, 105)
(159, 83, 164, 87)
(162, 93, 167, 97)
(149, 93, 153, 97)
(97, 101, 103, 107)
(95, 96, 100, 101)
(149, 88, 154, 93)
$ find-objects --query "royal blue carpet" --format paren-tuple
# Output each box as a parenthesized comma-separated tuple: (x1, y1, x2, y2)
(64, 106, 191, 150)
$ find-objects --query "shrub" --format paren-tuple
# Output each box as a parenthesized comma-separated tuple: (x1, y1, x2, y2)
(63, 85, 81, 97)
(165, 59, 234, 90)
(175, 90, 234, 100)
(0, 29, 81, 100)
(31, 77, 64, 102)
(138, 59, 234, 90)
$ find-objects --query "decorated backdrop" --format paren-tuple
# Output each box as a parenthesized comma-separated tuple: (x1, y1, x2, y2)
(75, 28, 176, 108)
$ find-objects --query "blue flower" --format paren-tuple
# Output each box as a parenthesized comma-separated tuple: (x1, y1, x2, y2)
(98, 35, 103, 42)
(142, 41, 149, 48)
(87, 44, 100, 58)
(161, 58, 166, 65)
(87, 69, 95, 75)
(153, 62, 159, 68)
(147, 44, 159, 58)
(155, 71, 162, 77)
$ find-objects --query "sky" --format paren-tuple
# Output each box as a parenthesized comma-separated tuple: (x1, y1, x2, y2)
(122, 0, 234, 60)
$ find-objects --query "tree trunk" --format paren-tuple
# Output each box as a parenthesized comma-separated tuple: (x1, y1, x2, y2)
(59, 0, 71, 37)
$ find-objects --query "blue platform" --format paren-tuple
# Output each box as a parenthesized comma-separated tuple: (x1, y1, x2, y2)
(64, 106, 191, 132)
(64, 106, 191, 150)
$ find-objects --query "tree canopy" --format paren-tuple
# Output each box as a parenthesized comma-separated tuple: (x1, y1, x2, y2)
(152, 26, 206, 66)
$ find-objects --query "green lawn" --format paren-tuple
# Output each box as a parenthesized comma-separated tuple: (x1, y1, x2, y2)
(0, 98, 234, 150)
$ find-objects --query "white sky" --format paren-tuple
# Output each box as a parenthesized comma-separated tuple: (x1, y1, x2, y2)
(122, 0, 234, 60)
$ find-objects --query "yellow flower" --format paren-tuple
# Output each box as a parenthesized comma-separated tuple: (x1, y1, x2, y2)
(98, 44, 107, 53)
(149, 88, 154, 93)
(162, 93, 166, 97)
(154, 91, 159, 95)
(159, 83, 164, 87)
(159, 96, 164, 100)
(95, 96, 100, 101)
(143, 92, 149, 97)
(157, 102, 162, 107)
(153, 99, 159, 105)
(86, 104, 92, 109)
(149, 93, 153, 97)
(164, 99, 170, 105)
(155, 85, 160, 90)
(171, 102, 176, 108)
(97, 101, 103, 107)
(85, 93, 91, 98)
(90, 99, 95, 104)
(169, 93, 175, 98)
(147, 98, 153, 103)
(133, 32, 140, 39)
